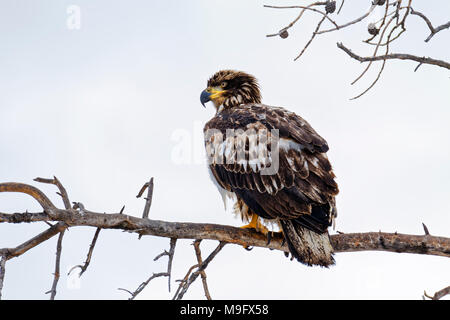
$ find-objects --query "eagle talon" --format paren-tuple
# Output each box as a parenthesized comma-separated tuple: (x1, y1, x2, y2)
(244, 246, 253, 251)
(266, 232, 272, 245)
(240, 214, 269, 236)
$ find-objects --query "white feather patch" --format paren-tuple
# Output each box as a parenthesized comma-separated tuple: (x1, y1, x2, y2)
(207, 166, 236, 210)
(279, 138, 304, 152)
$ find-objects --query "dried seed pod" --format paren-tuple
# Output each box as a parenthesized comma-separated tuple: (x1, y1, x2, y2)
(368, 23, 379, 35)
(325, 0, 336, 14)
(279, 30, 289, 39)
(374, 0, 386, 5)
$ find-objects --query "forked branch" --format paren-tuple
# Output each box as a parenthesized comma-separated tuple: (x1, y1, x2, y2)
(265, 1, 450, 99)
(1, 180, 449, 300)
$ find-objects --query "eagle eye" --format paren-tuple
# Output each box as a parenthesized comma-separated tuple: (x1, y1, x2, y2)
(220, 81, 227, 88)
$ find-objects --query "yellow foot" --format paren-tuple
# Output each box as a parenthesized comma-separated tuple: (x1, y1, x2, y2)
(240, 214, 269, 236)
(240, 215, 269, 251)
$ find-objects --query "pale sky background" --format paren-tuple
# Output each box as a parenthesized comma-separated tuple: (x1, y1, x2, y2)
(0, 0, 449, 300)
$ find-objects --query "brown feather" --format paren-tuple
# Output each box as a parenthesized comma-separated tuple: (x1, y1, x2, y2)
(203, 70, 338, 267)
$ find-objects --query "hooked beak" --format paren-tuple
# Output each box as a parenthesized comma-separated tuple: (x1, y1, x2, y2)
(200, 90, 211, 108)
(200, 88, 226, 108)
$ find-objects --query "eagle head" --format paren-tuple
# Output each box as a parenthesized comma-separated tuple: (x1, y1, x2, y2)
(200, 70, 261, 111)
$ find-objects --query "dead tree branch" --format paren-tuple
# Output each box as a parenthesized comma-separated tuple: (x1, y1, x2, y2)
(136, 177, 154, 220)
(173, 241, 226, 300)
(337, 42, 450, 70)
(137, 177, 154, 240)
(119, 272, 169, 300)
(68, 227, 101, 277)
(193, 240, 212, 300)
(34, 176, 71, 300)
(119, 237, 177, 300)
(46, 229, 65, 300)
(410, 7, 450, 42)
(265, 1, 450, 99)
(423, 285, 450, 300)
(1, 180, 449, 299)
(0, 254, 6, 300)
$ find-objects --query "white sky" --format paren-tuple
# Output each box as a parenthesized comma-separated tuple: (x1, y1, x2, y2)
(0, 0, 449, 299)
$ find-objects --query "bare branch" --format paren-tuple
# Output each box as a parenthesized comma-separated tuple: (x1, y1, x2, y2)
(68, 227, 101, 277)
(120, 272, 169, 300)
(121, 237, 177, 299)
(315, 4, 376, 35)
(411, 8, 450, 42)
(337, 42, 450, 70)
(0, 183, 55, 210)
(265, 1, 450, 98)
(33, 176, 71, 300)
(166, 238, 176, 292)
(422, 223, 430, 236)
(174, 241, 226, 300)
(173, 264, 198, 299)
(337, 0, 345, 15)
(423, 285, 450, 300)
(351, 12, 396, 87)
(1, 180, 450, 299)
(0, 254, 6, 300)
(264, 4, 338, 36)
(46, 229, 65, 300)
(0, 222, 67, 260)
(265, 2, 327, 38)
(1, 207, 450, 259)
(34, 176, 71, 210)
(295, 15, 327, 61)
(193, 240, 212, 300)
(137, 178, 154, 239)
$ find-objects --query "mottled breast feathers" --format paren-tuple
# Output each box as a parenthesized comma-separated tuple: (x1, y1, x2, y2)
(204, 103, 339, 224)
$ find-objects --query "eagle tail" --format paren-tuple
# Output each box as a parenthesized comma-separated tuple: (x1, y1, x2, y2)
(280, 220, 335, 267)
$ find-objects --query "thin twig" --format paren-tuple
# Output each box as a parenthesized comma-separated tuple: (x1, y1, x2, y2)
(193, 240, 212, 300)
(120, 272, 169, 300)
(265, 1, 327, 37)
(410, 7, 450, 42)
(174, 241, 226, 300)
(422, 223, 430, 236)
(68, 227, 101, 277)
(315, 4, 376, 34)
(423, 285, 450, 300)
(122, 238, 177, 299)
(166, 238, 176, 292)
(337, 42, 450, 70)
(33, 176, 71, 299)
(295, 15, 327, 61)
(172, 264, 199, 300)
(337, 0, 345, 15)
(351, 13, 396, 86)
(264, 4, 338, 33)
(0, 254, 6, 300)
(137, 178, 154, 239)
(46, 229, 65, 300)
(34, 176, 71, 210)
(141, 177, 154, 219)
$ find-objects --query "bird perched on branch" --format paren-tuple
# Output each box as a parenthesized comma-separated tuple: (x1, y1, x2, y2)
(200, 70, 339, 266)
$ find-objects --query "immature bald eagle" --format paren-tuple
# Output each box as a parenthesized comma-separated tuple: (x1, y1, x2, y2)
(200, 70, 339, 266)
